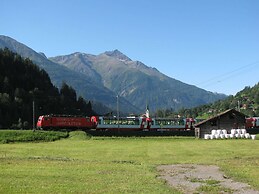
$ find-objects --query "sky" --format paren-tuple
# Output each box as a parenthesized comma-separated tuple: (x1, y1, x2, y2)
(1, 0, 259, 95)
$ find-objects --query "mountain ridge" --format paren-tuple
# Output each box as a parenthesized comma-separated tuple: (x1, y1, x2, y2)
(50, 49, 227, 111)
(0, 35, 227, 113)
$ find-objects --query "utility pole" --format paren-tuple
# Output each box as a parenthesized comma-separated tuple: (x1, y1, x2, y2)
(117, 95, 120, 131)
(32, 100, 35, 131)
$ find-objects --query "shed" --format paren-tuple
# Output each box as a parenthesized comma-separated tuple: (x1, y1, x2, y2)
(194, 109, 246, 138)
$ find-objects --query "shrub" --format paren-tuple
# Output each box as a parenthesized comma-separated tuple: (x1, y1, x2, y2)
(0, 130, 68, 143)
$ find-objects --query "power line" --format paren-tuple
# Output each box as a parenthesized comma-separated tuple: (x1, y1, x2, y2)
(196, 61, 259, 88)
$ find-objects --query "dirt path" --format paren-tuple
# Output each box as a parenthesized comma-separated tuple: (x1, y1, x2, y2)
(157, 164, 259, 194)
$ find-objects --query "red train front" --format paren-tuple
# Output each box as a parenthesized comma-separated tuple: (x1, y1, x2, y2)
(246, 117, 259, 129)
(37, 115, 97, 130)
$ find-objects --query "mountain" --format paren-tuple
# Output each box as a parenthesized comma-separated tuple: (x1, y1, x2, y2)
(0, 35, 227, 114)
(50, 50, 227, 111)
(0, 35, 139, 114)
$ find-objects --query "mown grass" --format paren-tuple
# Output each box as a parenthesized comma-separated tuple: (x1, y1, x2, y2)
(0, 131, 258, 193)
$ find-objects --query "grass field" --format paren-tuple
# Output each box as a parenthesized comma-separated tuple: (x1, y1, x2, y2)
(0, 131, 258, 193)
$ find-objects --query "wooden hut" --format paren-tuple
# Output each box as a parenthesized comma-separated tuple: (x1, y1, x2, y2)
(195, 109, 246, 138)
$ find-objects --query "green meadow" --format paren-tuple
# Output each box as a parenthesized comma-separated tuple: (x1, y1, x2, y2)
(0, 131, 258, 193)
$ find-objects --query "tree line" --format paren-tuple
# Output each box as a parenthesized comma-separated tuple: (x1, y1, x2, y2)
(154, 83, 259, 119)
(0, 48, 96, 129)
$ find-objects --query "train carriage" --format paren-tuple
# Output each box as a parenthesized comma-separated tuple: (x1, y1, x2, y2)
(150, 118, 195, 131)
(95, 116, 152, 131)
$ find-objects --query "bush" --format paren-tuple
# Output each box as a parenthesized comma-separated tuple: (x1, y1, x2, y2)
(0, 130, 68, 143)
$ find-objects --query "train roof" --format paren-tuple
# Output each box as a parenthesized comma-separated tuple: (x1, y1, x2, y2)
(41, 114, 89, 118)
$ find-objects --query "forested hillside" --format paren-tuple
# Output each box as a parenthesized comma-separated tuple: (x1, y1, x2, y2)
(0, 48, 95, 129)
(171, 83, 259, 119)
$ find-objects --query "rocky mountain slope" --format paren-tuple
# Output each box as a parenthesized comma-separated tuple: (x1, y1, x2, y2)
(1, 35, 226, 114)
(50, 50, 226, 111)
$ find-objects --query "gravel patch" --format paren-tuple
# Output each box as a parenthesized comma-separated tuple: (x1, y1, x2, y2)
(157, 164, 259, 194)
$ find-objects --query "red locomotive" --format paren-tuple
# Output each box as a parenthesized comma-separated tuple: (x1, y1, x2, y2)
(36, 115, 98, 130)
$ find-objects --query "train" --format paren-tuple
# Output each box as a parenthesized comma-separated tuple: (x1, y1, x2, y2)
(36, 113, 259, 132)
(246, 117, 259, 128)
(36, 114, 196, 131)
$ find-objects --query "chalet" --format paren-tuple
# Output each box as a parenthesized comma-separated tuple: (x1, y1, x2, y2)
(194, 109, 246, 138)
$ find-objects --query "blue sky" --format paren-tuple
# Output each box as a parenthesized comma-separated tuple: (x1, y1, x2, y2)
(1, 0, 259, 95)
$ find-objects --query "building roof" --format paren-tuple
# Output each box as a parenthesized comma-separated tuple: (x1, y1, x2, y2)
(195, 109, 246, 127)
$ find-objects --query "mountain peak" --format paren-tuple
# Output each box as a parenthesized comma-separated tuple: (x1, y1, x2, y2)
(104, 49, 132, 62)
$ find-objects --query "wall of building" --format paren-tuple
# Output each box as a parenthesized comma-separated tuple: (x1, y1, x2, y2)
(196, 111, 245, 138)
